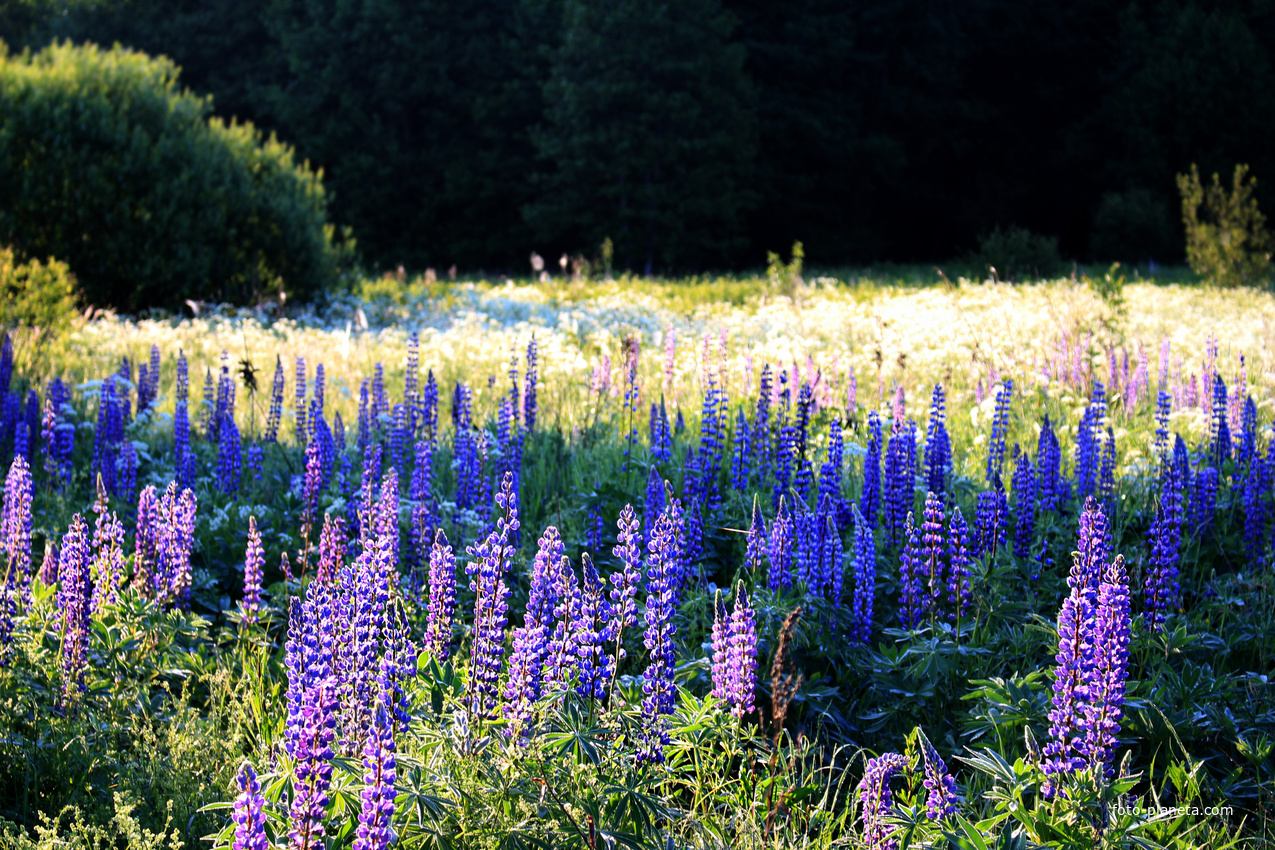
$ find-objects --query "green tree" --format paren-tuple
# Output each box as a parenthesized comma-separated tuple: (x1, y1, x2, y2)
(0, 41, 343, 310)
(1177, 163, 1271, 288)
(525, 0, 756, 273)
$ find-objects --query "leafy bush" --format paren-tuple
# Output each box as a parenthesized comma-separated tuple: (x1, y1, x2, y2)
(968, 225, 1064, 281)
(1177, 163, 1272, 288)
(0, 40, 349, 311)
(0, 246, 76, 334)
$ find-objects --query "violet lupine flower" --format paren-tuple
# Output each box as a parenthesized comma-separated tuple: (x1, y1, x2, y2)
(857, 751, 910, 850)
(1189, 464, 1218, 535)
(637, 507, 680, 764)
(132, 485, 159, 595)
(353, 700, 397, 850)
(1075, 383, 1106, 502)
(57, 515, 93, 712)
(767, 499, 793, 591)
(156, 483, 198, 607)
(1097, 427, 1116, 509)
(232, 761, 268, 850)
(288, 680, 338, 850)
(986, 379, 1013, 484)
(572, 553, 612, 700)
(523, 337, 539, 433)
(424, 529, 457, 660)
(175, 367, 195, 489)
(37, 540, 58, 586)
(720, 581, 757, 718)
(1072, 498, 1110, 595)
(1153, 391, 1171, 464)
(243, 517, 265, 624)
(316, 514, 347, 586)
(1239, 396, 1259, 467)
(295, 356, 308, 445)
(3, 455, 34, 599)
(1085, 555, 1131, 774)
(606, 506, 643, 665)
(90, 507, 125, 611)
(897, 513, 926, 628)
(464, 473, 520, 723)
(946, 508, 971, 623)
(504, 526, 562, 737)
(851, 505, 875, 645)
(1012, 452, 1036, 558)
(1042, 577, 1095, 786)
(919, 734, 959, 820)
(919, 492, 946, 611)
(709, 591, 729, 699)
(294, 439, 323, 542)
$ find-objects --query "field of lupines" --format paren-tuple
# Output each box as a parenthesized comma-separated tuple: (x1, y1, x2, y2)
(1, 272, 1274, 849)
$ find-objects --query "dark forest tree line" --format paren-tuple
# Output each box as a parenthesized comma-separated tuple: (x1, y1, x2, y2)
(3, 0, 1273, 273)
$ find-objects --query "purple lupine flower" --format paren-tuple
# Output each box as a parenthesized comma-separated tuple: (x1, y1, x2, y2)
(767, 499, 793, 591)
(820, 419, 847, 525)
(232, 761, 268, 850)
(851, 504, 875, 645)
(353, 700, 397, 850)
(156, 482, 198, 607)
(1097, 427, 1116, 509)
(90, 506, 125, 611)
(464, 473, 520, 722)
(1084, 555, 1130, 774)
(606, 505, 643, 673)
(504, 526, 562, 737)
(1153, 391, 1171, 464)
(709, 591, 729, 700)
(857, 751, 910, 850)
(246, 443, 264, 481)
(37, 540, 58, 586)
(40, 396, 58, 483)
(897, 513, 926, 628)
(57, 515, 92, 712)
(946, 508, 971, 623)
(644, 466, 666, 544)
(1012, 452, 1036, 558)
(132, 485, 159, 595)
(372, 363, 389, 424)
(1239, 396, 1259, 467)
(288, 680, 337, 850)
(1075, 383, 1106, 502)
(571, 552, 612, 699)
(1189, 464, 1218, 535)
(243, 517, 265, 624)
(722, 581, 757, 718)
(1072, 498, 1109, 595)
(2, 455, 34, 599)
(919, 734, 959, 820)
(821, 509, 844, 604)
(637, 507, 680, 764)
(424, 529, 456, 660)
(1144, 468, 1182, 629)
(919, 492, 946, 611)
(316, 514, 347, 586)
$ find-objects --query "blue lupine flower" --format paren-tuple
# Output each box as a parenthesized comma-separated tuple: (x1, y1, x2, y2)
(745, 499, 766, 575)
(1084, 555, 1131, 774)
(897, 513, 926, 628)
(265, 356, 285, 443)
(767, 498, 793, 592)
(883, 416, 916, 549)
(571, 553, 612, 699)
(860, 410, 883, 527)
(1012, 452, 1036, 558)
(851, 504, 875, 645)
(1210, 373, 1231, 465)
(919, 492, 946, 611)
(218, 412, 241, 495)
(425, 530, 457, 660)
(57, 514, 92, 713)
(1036, 415, 1064, 513)
(609, 506, 643, 653)
(731, 408, 751, 491)
(523, 337, 539, 432)
(986, 378, 1013, 484)
(946, 508, 971, 622)
(753, 365, 773, 483)
(919, 734, 959, 820)
(1144, 469, 1182, 628)
(504, 525, 561, 736)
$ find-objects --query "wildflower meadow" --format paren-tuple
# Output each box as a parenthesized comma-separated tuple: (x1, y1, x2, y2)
(0, 272, 1273, 849)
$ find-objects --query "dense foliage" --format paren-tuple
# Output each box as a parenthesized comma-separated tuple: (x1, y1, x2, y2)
(5, 1, 1275, 271)
(0, 275, 1270, 848)
(0, 41, 346, 311)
